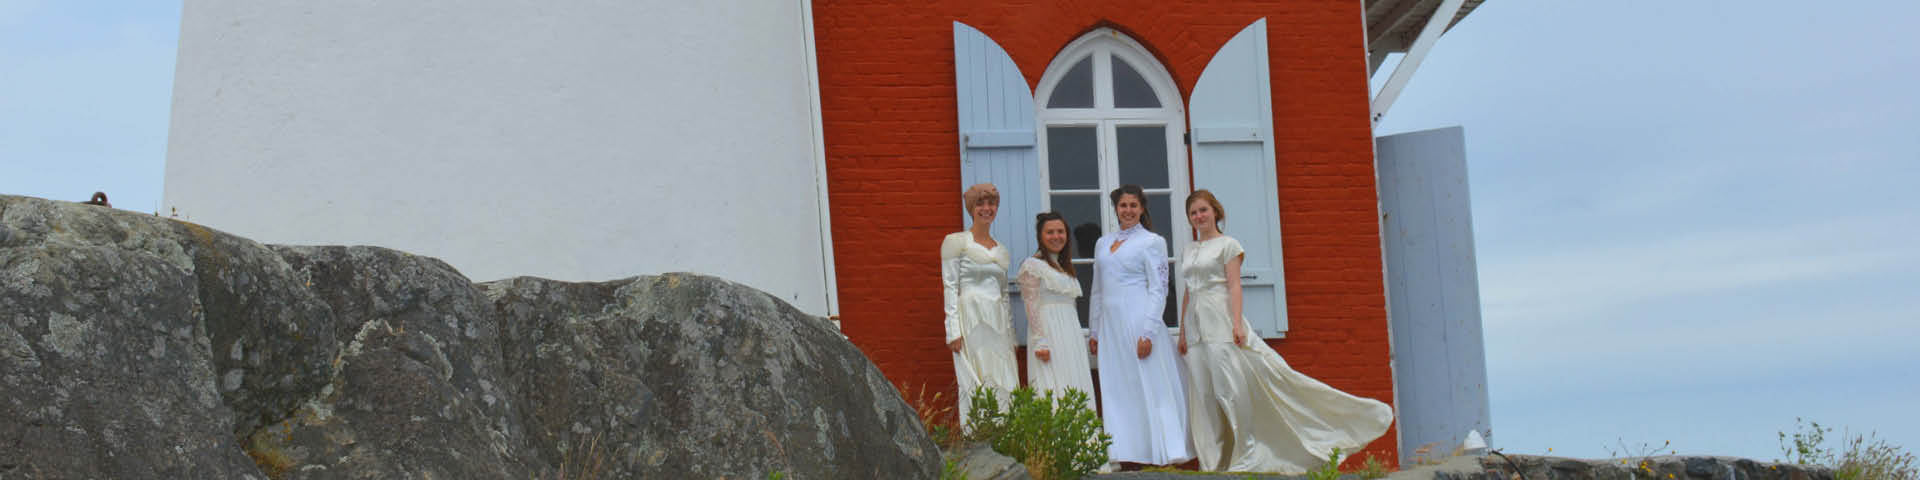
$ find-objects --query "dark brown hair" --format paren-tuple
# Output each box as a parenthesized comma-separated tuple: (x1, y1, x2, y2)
(1108, 184, 1152, 231)
(1186, 189, 1226, 233)
(1033, 211, 1075, 275)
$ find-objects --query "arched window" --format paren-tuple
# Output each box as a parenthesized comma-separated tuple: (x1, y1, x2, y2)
(1035, 29, 1188, 327)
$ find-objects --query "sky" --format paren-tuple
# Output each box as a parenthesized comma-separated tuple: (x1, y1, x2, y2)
(2, 0, 1915, 462)
(1, 1, 178, 213)
(1375, 0, 1919, 460)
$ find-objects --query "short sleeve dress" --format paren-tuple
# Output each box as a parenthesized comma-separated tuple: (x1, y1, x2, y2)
(1178, 235, 1394, 473)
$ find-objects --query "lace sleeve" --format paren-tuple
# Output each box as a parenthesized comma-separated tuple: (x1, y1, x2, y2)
(1015, 259, 1049, 350)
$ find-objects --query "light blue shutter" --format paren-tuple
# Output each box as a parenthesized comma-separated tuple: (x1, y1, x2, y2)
(1189, 19, 1290, 337)
(954, 22, 1041, 342)
(1377, 126, 1491, 463)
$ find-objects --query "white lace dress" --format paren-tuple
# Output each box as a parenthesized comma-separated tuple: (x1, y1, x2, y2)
(1014, 257, 1094, 405)
(941, 232, 1018, 425)
(1178, 235, 1393, 473)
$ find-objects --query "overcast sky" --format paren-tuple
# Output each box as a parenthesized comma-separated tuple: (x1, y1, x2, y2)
(1378, 0, 1919, 459)
(3, 0, 1914, 461)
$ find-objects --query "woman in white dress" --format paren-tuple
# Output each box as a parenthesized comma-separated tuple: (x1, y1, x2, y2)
(943, 183, 1019, 426)
(1015, 211, 1095, 405)
(1175, 190, 1394, 473)
(1090, 185, 1191, 467)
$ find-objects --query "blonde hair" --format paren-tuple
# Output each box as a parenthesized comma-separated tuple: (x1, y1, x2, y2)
(962, 183, 1000, 209)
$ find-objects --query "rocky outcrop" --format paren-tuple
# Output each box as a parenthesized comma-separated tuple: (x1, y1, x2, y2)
(484, 274, 939, 478)
(0, 194, 937, 479)
(950, 443, 1034, 480)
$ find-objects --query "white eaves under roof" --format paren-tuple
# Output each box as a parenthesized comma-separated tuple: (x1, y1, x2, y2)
(1365, 0, 1485, 74)
(1364, 0, 1484, 123)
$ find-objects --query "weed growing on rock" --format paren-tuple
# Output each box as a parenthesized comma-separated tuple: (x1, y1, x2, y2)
(963, 386, 1111, 480)
(1779, 418, 1917, 480)
(1354, 452, 1391, 479)
(941, 457, 970, 480)
(901, 382, 964, 450)
(1604, 439, 1671, 478)
(1306, 448, 1344, 480)
(1782, 418, 1834, 466)
(546, 433, 607, 480)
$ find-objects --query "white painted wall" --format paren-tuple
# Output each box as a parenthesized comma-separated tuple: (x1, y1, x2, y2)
(164, 0, 837, 314)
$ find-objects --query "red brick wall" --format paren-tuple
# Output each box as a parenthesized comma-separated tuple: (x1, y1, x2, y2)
(814, 0, 1398, 467)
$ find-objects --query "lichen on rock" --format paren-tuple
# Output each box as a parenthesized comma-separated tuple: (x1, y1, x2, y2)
(0, 194, 937, 479)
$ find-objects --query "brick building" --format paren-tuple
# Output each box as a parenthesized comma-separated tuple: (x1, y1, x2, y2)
(165, 0, 1488, 469)
(815, 1, 1486, 467)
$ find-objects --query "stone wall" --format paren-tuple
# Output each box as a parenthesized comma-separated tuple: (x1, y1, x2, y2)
(1455, 454, 1835, 480)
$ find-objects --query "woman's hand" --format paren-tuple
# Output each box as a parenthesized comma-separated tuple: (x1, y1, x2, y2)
(1136, 337, 1153, 359)
(948, 337, 965, 353)
(1177, 333, 1188, 356)
(1232, 322, 1250, 347)
(1035, 347, 1052, 363)
(1088, 338, 1098, 355)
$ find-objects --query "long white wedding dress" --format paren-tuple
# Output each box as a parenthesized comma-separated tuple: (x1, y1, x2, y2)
(1178, 235, 1393, 473)
(941, 232, 1018, 426)
(1014, 257, 1095, 405)
(1091, 224, 1191, 465)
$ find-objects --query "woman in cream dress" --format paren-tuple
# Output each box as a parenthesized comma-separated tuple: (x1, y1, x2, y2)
(1091, 185, 1191, 467)
(943, 183, 1019, 426)
(1014, 211, 1095, 404)
(1176, 190, 1394, 473)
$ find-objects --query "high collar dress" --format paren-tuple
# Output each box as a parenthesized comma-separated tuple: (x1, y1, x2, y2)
(1091, 224, 1192, 465)
(941, 231, 1018, 426)
(1177, 235, 1394, 473)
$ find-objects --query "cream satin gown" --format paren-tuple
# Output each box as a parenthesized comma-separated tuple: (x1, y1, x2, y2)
(1178, 236, 1394, 473)
(1014, 257, 1095, 406)
(941, 232, 1018, 426)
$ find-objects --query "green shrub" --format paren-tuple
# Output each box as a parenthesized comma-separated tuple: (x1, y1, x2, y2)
(963, 386, 1112, 480)
(941, 457, 970, 480)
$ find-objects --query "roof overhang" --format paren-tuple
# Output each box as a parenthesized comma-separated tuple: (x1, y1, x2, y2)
(1365, 0, 1484, 74)
(1364, 0, 1484, 124)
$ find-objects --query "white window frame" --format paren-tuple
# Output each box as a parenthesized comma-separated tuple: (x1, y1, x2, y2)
(1034, 29, 1190, 330)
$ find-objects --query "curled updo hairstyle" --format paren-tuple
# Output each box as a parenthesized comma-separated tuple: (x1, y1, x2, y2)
(961, 183, 1000, 214)
(1033, 211, 1075, 275)
(1108, 184, 1152, 231)
(1186, 189, 1226, 233)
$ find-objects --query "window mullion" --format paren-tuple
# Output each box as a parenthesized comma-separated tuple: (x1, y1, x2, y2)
(1092, 49, 1113, 111)
(1100, 120, 1118, 233)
